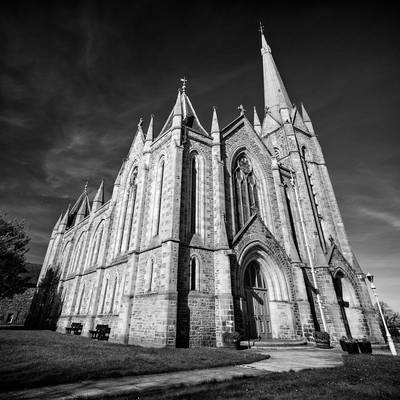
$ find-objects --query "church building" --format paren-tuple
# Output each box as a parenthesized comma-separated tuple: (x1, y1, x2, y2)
(39, 30, 382, 347)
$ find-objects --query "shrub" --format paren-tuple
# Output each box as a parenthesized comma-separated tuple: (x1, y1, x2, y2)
(314, 331, 330, 341)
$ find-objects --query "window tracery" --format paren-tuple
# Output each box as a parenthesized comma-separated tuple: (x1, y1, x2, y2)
(233, 153, 260, 230)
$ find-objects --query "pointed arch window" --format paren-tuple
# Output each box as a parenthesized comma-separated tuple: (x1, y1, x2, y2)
(233, 153, 260, 231)
(61, 242, 72, 275)
(125, 166, 138, 251)
(70, 233, 86, 274)
(88, 222, 104, 268)
(190, 156, 198, 233)
(189, 152, 205, 238)
(117, 166, 139, 254)
(152, 159, 165, 236)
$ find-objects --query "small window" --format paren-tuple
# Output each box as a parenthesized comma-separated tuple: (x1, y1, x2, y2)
(147, 259, 154, 292)
(190, 257, 200, 291)
(273, 147, 280, 158)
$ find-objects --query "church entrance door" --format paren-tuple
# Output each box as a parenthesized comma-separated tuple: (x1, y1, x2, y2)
(244, 261, 272, 340)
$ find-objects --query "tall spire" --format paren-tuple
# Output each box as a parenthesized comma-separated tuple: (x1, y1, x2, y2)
(253, 106, 262, 135)
(260, 27, 292, 122)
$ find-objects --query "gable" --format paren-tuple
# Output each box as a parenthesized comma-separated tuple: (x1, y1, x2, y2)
(231, 214, 291, 273)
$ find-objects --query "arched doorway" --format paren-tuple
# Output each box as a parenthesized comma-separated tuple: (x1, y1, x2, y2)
(333, 271, 360, 338)
(244, 261, 272, 340)
(238, 243, 295, 340)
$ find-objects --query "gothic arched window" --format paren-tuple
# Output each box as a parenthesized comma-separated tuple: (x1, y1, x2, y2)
(233, 153, 260, 231)
(117, 166, 139, 254)
(124, 166, 138, 251)
(61, 242, 72, 275)
(152, 159, 165, 236)
(70, 233, 86, 275)
(88, 222, 104, 268)
(190, 157, 198, 233)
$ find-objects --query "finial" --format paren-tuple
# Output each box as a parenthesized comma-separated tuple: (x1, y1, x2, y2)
(180, 77, 187, 93)
(259, 21, 264, 34)
(138, 117, 143, 128)
(84, 180, 88, 193)
(238, 104, 246, 115)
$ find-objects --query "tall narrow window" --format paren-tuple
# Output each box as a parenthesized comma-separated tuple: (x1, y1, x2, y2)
(61, 242, 72, 275)
(88, 223, 103, 268)
(190, 157, 198, 233)
(125, 167, 138, 251)
(190, 257, 199, 291)
(109, 277, 118, 314)
(100, 279, 109, 314)
(94, 227, 103, 265)
(70, 233, 86, 274)
(233, 153, 260, 231)
(146, 259, 154, 292)
(77, 284, 85, 314)
(153, 159, 165, 236)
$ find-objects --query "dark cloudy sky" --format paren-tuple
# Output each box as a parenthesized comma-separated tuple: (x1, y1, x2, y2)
(1, 1, 399, 310)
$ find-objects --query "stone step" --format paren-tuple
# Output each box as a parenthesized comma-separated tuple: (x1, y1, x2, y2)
(240, 338, 308, 349)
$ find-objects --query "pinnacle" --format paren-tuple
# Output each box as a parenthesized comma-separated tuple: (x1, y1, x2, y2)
(173, 90, 182, 116)
(146, 115, 154, 142)
(301, 103, 311, 122)
(253, 106, 261, 135)
(211, 106, 220, 134)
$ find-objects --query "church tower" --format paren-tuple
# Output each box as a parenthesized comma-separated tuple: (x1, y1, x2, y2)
(38, 27, 382, 347)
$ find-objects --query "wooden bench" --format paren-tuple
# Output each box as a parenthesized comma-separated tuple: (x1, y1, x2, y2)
(89, 324, 111, 341)
(65, 322, 83, 335)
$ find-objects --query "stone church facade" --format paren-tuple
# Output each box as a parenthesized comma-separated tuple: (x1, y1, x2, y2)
(39, 31, 382, 347)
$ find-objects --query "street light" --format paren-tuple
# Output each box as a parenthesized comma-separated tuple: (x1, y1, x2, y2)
(366, 273, 397, 356)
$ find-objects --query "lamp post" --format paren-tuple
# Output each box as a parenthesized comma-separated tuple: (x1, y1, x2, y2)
(366, 273, 397, 356)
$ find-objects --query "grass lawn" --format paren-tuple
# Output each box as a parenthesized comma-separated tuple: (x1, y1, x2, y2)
(0, 330, 267, 392)
(137, 354, 400, 400)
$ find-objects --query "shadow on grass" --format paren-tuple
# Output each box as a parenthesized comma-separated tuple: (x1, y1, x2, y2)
(0, 330, 268, 392)
(135, 354, 400, 400)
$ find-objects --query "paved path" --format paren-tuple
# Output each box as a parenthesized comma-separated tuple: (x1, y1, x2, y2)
(1, 348, 344, 400)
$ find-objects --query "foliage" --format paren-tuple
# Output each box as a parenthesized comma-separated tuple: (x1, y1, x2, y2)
(24, 267, 62, 330)
(0, 330, 268, 392)
(314, 331, 330, 341)
(377, 302, 400, 343)
(0, 212, 30, 298)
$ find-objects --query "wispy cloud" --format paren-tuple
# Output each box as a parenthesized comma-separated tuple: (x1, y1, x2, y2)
(358, 206, 400, 230)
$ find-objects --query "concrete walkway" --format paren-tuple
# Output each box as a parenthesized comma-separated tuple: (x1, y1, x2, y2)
(1, 348, 344, 400)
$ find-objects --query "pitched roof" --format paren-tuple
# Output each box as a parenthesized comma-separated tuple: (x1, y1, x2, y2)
(158, 91, 208, 137)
